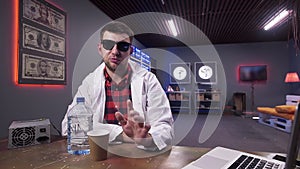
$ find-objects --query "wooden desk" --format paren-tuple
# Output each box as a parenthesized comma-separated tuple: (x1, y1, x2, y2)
(0, 138, 210, 169)
(1, 138, 290, 169)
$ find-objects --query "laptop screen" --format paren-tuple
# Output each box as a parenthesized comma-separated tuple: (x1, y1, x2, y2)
(285, 102, 300, 169)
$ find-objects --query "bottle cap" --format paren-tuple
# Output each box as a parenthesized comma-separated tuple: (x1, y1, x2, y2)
(76, 97, 85, 103)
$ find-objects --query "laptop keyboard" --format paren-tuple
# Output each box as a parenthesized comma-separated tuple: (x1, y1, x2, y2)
(227, 155, 282, 169)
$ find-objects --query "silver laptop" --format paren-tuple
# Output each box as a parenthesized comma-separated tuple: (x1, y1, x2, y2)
(182, 103, 300, 169)
(181, 146, 285, 169)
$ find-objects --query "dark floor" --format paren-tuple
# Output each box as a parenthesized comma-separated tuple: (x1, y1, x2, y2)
(172, 113, 295, 154)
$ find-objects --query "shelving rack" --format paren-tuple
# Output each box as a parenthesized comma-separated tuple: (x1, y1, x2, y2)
(166, 91, 191, 113)
(194, 91, 222, 114)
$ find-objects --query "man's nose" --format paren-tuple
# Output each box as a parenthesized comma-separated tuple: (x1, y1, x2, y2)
(111, 44, 120, 56)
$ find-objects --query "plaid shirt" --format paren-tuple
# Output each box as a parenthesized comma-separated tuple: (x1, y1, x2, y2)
(104, 66, 132, 124)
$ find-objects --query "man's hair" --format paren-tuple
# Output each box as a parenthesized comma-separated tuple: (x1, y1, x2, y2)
(100, 21, 134, 42)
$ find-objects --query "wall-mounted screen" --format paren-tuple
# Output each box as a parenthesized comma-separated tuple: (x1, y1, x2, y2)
(130, 46, 151, 71)
(239, 65, 267, 82)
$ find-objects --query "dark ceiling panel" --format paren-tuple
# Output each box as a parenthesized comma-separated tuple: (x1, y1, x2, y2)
(90, 0, 299, 48)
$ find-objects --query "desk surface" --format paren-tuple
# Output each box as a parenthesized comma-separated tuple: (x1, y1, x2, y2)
(0, 138, 281, 169)
(0, 138, 211, 169)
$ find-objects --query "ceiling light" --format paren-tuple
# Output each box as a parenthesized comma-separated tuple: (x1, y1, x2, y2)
(264, 9, 291, 31)
(167, 19, 178, 37)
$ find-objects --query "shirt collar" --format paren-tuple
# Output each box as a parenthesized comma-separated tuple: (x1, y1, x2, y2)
(104, 66, 132, 85)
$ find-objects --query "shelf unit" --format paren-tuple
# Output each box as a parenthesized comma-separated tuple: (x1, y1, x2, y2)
(166, 91, 191, 113)
(195, 91, 222, 113)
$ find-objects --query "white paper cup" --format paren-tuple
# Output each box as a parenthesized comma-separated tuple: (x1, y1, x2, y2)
(87, 129, 110, 161)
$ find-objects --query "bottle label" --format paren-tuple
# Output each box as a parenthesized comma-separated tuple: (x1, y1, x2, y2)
(68, 116, 92, 143)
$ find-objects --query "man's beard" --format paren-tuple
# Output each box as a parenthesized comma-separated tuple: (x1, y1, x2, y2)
(105, 61, 116, 72)
(104, 61, 127, 74)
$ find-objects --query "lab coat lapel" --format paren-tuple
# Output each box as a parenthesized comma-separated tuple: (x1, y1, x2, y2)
(131, 75, 144, 115)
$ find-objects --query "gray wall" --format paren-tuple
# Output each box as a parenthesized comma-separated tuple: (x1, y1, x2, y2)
(217, 42, 291, 108)
(148, 42, 295, 112)
(0, 0, 299, 139)
(0, 0, 112, 139)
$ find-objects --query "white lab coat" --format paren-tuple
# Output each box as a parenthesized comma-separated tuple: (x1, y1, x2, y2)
(62, 61, 174, 150)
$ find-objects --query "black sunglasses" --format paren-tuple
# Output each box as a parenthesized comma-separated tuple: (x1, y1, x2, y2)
(101, 39, 131, 52)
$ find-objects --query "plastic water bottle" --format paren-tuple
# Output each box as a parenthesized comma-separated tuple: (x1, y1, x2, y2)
(67, 97, 93, 155)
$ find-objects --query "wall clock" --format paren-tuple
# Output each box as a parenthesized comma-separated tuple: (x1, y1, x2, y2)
(170, 63, 191, 84)
(173, 66, 187, 80)
(195, 62, 217, 84)
(199, 65, 213, 79)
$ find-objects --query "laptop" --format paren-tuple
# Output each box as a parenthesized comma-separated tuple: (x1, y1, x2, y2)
(182, 103, 300, 169)
(181, 146, 285, 169)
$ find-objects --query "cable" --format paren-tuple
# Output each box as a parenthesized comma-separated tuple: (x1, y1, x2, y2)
(50, 121, 62, 136)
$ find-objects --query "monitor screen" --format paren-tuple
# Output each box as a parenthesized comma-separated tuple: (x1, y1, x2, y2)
(239, 65, 267, 82)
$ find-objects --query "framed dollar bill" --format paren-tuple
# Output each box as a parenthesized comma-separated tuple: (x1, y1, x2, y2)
(18, 0, 66, 85)
(22, 24, 65, 57)
(22, 0, 66, 34)
(21, 53, 65, 82)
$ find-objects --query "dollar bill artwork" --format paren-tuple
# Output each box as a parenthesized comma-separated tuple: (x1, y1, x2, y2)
(23, 0, 65, 33)
(23, 24, 65, 57)
(22, 53, 65, 81)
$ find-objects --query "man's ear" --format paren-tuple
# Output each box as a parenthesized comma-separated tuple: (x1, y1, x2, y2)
(97, 43, 103, 56)
(130, 46, 133, 55)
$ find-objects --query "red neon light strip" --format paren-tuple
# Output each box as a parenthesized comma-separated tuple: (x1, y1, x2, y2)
(13, 0, 18, 85)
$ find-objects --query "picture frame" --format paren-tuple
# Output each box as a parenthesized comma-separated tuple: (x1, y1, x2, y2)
(169, 63, 191, 84)
(18, 0, 66, 85)
(194, 62, 217, 84)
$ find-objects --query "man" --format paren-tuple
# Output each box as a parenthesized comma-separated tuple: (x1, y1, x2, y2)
(37, 59, 49, 77)
(36, 5, 50, 25)
(62, 21, 174, 150)
(37, 32, 51, 50)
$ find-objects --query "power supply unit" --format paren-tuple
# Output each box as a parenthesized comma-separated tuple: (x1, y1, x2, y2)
(8, 118, 51, 149)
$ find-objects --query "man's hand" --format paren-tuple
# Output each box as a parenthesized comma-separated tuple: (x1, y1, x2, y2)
(115, 100, 154, 147)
